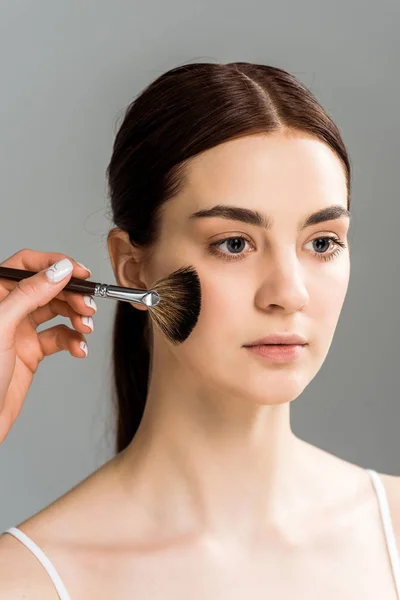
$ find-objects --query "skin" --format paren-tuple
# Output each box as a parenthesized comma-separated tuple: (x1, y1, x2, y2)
(0, 131, 399, 598)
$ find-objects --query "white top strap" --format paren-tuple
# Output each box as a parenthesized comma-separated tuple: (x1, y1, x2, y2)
(366, 469, 400, 598)
(3, 526, 71, 600)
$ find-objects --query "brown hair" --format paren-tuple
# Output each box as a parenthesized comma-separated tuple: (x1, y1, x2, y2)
(105, 61, 352, 454)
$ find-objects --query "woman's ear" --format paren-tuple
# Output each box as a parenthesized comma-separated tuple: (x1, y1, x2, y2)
(107, 228, 148, 311)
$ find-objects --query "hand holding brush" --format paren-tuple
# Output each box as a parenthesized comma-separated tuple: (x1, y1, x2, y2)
(0, 249, 201, 444)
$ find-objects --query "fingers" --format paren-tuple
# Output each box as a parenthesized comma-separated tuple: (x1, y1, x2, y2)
(29, 296, 96, 332)
(0, 249, 95, 361)
(1, 249, 91, 277)
(0, 251, 93, 445)
(0, 258, 72, 321)
(0, 249, 92, 304)
(0, 323, 88, 444)
(0, 259, 74, 350)
(37, 324, 89, 359)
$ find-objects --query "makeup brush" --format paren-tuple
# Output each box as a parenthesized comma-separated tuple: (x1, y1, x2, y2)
(0, 265, 201, 344)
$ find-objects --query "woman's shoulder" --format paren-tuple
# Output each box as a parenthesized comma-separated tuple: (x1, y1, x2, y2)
(0, 530, 58, 599)
(0, 455, 122, 597)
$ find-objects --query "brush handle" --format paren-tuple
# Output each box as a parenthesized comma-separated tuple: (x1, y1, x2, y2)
(0, 266, 159, 307)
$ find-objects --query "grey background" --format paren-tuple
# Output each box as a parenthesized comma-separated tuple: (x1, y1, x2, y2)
(0, 0, 399, 532)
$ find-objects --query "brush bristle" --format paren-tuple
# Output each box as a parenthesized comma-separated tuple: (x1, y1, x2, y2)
(147, 266, 201, 344)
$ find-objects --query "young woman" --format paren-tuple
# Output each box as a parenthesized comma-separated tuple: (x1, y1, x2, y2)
(1, 61, 399, 599)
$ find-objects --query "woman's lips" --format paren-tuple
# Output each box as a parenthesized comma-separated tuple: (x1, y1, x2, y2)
(244, 344, 306, 362)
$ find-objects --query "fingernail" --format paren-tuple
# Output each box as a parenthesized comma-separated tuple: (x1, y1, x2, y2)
(76, 262, 92, 276)
(83, 295, 97, 312)
(79, 341, 88, 356)
(81, 316, 94, 331)
(45, 258, 73, 283)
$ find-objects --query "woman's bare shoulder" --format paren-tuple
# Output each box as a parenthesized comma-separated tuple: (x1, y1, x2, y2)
(0, 455, 121, 598)
(0, 484, 86, 600)
(0, 531, 57, 599)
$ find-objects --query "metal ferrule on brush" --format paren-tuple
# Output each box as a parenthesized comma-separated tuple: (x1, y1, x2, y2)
(93, 283, 160, 307)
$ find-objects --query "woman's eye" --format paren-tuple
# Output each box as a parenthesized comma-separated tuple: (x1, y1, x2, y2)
(208, 236, 255, 262)
(305, 237, 347, 262)
(208, 235, 347, 263)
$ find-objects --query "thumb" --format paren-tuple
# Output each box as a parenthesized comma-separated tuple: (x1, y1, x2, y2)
(0, 258, 74, 332)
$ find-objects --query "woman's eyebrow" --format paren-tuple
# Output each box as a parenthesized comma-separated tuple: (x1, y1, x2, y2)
(188, 204, 351, 231)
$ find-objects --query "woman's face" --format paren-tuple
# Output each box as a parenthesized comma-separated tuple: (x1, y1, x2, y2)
(145, 132, 351, 406)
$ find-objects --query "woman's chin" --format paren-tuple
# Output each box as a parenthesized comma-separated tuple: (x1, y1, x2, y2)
(237, 371, 310, 406)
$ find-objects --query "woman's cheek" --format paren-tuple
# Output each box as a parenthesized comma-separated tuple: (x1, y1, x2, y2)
(193, 275, 245, 343)
(308, 268, 350, 358)
(316, 265, 349, 316)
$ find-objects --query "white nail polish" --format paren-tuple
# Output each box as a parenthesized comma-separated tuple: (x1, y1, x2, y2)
(76, 262, 92, 276)
(79, 341, 88, 356)
(81, 316, 94, 331)
(83, 295, 97, 312)
(45, 258, 73, 283)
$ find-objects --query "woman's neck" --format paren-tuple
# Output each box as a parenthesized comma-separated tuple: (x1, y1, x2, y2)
(116, 387, 326, 545)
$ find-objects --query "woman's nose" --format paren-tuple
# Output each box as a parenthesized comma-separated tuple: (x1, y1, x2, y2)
(255, 257, 309, 312)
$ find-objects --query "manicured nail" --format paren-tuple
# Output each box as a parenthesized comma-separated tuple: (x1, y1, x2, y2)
(79, 341, 88, 356)
(81, 316, 94, 331)
(83, 295, 97, 312)
(76, 262, 92, 276)
(45, 258, 73, 283)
